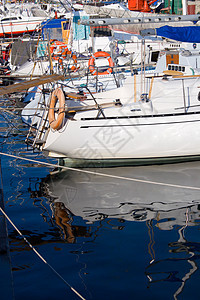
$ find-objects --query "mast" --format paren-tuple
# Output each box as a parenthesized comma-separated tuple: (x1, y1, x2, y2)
(182, 0, 188, 15)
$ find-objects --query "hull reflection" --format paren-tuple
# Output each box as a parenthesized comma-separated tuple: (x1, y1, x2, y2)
(41, 163, 200, 228)
(30, 162, 200, 299)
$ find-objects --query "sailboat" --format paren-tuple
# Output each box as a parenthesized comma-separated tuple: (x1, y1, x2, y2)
(21, 24, 200, 167)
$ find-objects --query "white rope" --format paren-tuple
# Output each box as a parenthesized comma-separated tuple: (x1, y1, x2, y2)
(1, 152, 200, 191)
(0, 206, 86, 300)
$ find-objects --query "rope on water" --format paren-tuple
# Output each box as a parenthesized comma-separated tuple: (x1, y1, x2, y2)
(1, 151, 200, 191)
(0, 206, 86, 300)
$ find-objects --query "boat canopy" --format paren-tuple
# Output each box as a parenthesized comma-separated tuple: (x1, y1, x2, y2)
(140, 26, 200, 43)
(41, 19, 66, 29)
(156, 26, 200, 43)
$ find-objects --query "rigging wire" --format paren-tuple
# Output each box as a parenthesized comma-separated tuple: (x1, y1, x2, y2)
(0, 206, 86, 300)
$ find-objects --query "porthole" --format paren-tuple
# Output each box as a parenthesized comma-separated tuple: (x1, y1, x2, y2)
(198, 91, 200, 101)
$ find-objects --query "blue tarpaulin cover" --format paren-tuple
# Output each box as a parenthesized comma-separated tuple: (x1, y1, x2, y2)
(41, 19, 67, 29)
(156, 26, 200, 43)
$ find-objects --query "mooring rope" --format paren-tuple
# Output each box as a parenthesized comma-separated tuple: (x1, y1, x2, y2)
(1, 151, 200, 191)
(0, 206, 86, 300)
(0, 151, 200, 298)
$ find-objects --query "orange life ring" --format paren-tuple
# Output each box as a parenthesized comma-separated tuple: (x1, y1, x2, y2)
(88, 51, 114, 76)
(49, 40, 78, 72)
(50, 40, 68, 60)
(62, 49, 78, 71)
(48, 88, 65, 130)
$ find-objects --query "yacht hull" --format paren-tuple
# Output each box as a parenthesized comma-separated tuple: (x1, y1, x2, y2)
(43, 112, 200, 165)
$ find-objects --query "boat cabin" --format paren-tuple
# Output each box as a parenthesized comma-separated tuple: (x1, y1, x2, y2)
(155, 49, 200, 75)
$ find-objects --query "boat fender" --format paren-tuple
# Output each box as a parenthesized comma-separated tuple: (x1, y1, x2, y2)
(88, 51, 114, 76)
(48, 88, 65, 130)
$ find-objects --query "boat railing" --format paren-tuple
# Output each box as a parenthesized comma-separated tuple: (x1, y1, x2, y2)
(145, 71, 200, 113)
(59, 82, 109, 118)
(83, 63, 156, 92)
(82, 85, 106, 118)
(85, 65, 120, 92)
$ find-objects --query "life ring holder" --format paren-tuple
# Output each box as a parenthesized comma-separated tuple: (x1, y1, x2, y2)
(48, 88, 65, 130)
(88, 51, 114, 76)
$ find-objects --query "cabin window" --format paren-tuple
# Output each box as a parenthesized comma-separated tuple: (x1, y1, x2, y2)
(93, 26, 112, 37)
(198, 91, 200, 101)
(41, 4, 47, 10)
(62, 22, 69, 31)
(1, 17, 18, 22)
(168, 65, 185, 72)
(151, 51, 159, 63)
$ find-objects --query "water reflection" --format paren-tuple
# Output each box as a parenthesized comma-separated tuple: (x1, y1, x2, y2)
(146, 220, 200, 300)
(38, 164, 200, 226)
(32, 163, 200, 299)
(53, 202, 92, 243)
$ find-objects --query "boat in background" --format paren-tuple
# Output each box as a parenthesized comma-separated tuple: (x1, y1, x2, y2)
(0, 3, 48, 38)
(0, 15, 47, 38)
(83, 0, 198, 34)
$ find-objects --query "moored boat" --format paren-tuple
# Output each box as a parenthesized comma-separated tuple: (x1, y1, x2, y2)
(21, 26, 200, 167)
(0, 15, 47, 38)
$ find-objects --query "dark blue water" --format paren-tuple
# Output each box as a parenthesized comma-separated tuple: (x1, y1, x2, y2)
(1, 96, 200, 300)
